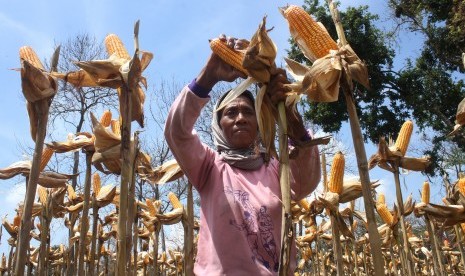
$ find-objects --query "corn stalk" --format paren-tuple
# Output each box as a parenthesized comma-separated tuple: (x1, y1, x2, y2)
(116, 21, 139, 275)
(126, 133, 139, 275)
(184, 181, 194, 276)
(88, 194, 99, 275)
(326, 2, 384, 275)
(277, 102, 292, 276)
(424, 215, 444, 275)
(15, 100, 50, 275)
(77, 152, 93, 275)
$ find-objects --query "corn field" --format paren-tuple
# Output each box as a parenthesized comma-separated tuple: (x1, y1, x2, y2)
(1, 2, 465, 276)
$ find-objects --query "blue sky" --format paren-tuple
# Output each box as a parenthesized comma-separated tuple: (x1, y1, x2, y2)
(0, 0, 436, 254)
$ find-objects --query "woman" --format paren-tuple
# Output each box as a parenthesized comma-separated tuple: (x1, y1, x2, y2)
(164, 36, 321, 275)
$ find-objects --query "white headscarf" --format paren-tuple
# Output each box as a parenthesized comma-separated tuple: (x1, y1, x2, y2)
(211, 91, 266, 170)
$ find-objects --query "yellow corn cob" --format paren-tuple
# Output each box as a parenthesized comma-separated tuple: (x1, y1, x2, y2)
(104, 34, 131, 60)
(19, 46, 45, 70)
(461, 223, 465, 235)
(146, 199, 157, 216)
(67, 184, 77, 201)
(422, 181, 430, 204)
(93, 173, 101, 196)
(13, 214, 21, 228)
(168, 192, 183, 209)
(37, 186, 48, 205)
(394, 120, 413, 156)
(99, 110, 112, 127)
(298, 198, 310, 211)
(111, 119, 121, 136)
(377, 193, 386, 205)
(39, 147, 54, 172)
(282, 5, 338, 61)
(209, 38, 248, 75)
(458, 177, 465, 196)
(328, 151, 345, 194)
(377, 204, 393, 225)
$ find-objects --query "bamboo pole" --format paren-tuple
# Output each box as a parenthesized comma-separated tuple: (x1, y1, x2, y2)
(15, 99, 49, 276)
(77, 152, 92, 275)
(38, 198, 51, 276)
(330, 216, 344, 275)
(454, 225, 465, 274)
(325, 2, 384, 275)
(126, 133, 138, 275)
(277, 102, 292, 276)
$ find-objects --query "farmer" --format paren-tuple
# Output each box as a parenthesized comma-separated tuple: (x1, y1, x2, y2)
(164, 35, 321, 275)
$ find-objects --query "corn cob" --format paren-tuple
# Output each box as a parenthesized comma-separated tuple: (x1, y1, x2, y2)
(461, 223, 465, 235)
(39, 147, 54, 172)
(281, 5, 338, 61)
(93, 173, 101, 196)
(209, 38, 248, 75)
(146, 199, 157, 216)
(99, 110, 112, 127)
(104, 34, 131, 60)
(328, 151, 345, 194)
(111, 119, 121, 136)
(422, 181, 430, 204)
(377, 193, 385, 205)
(298, 198, 310, 211)
(19, 46, 45, 70)
(67, 184, 77, 201)
(37, 186, 48, 205)
(13, 214, 21, 228)
(168, 192, 183, 209)
(458, 177, 465, 196)
(377, 204, 393, 225)
(394, 120, 413, 156)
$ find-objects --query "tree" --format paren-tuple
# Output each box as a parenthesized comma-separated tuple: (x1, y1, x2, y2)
(49, 33, 119, 188)
(287, 0, 465, 175)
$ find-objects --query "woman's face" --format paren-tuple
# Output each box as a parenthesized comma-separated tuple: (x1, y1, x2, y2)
(219, 95, 258, 149)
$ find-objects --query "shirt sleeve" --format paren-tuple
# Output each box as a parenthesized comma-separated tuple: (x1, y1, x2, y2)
(164, 86, 216, 190)
(288, 131, 321, 201)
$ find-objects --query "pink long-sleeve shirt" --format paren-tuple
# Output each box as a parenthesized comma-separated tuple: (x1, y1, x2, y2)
(164, 86, 321, 275)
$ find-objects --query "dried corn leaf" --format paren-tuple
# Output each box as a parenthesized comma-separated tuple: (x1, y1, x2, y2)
(91, 112, 121, 152)
(95, 185, 116, 208)
(2, 219, 18, 238)
(46, 132, 94, 153)
(338, 178, 379, 203)
(150, 159, 184, 184)
(50, 70, 98, 88)
(0, 160, 32, 179)
(37, 171, 73, 188)
(20, 60, 57, 103)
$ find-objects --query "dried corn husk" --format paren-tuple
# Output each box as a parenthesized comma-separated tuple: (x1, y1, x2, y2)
(46, 132, 94, 153)
(448, 97, 465, 136)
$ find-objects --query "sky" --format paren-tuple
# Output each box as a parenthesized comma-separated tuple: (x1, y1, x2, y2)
(0, 0, 436, 255)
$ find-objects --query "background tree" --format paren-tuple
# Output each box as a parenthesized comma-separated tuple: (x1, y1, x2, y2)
(287, 0, 465, 176)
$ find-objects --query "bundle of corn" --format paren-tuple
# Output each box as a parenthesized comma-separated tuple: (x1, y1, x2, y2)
(280, 5, 369, 103)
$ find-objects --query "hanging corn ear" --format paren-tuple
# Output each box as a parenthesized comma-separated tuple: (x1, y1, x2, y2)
(146, 199, 157, 216)
(461, 223, 465, 235)
(209, 38, 248, 75)
(328, 151, 345, 194)
(93, 173, 101, 196)
(13, 214, 21, 228)
(422, 181, 430, 204)
(377, 204, 393, 225)
(168, 192, 183, 209)
(394, 120, 413, 156)
(280, 5, 338, 62)
(39, 147, 54, 172)
(37, 186, 48, 205)
(377, 193, 385, 205)
(298, 198, 310, 211)
(19, 46, 45, 70)
(458, 177, 465, 196)
(67, 184, 77, 201)
(111, 119, 121, 136)
(104, 34, 131, 59)
(99, 110, 112, 127)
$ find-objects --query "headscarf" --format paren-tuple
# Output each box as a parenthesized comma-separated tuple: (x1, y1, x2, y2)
(212, 90, 266, 170)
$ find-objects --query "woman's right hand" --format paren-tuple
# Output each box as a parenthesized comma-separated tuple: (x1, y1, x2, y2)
(196, 35, 248, 91)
